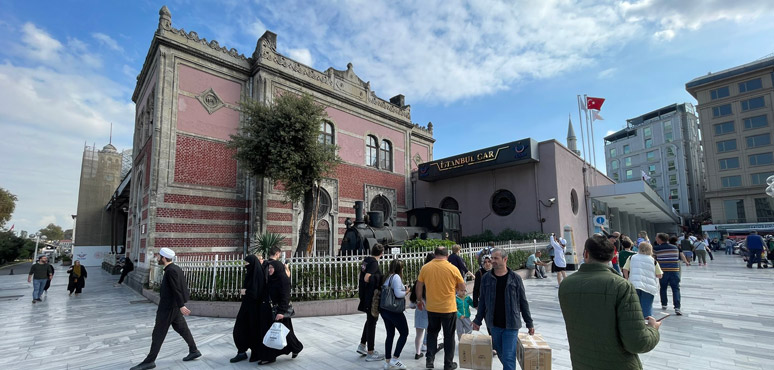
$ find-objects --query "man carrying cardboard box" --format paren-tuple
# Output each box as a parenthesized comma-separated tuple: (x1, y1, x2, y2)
(472, 248, 534, 370)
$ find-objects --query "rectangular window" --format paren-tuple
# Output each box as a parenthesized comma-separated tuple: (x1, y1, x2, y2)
(645, 138, 653, 148)
(611, 160, 619, 170)
(712, 104, 732, 117)
(751, 172, 774, 185)
(749, 152, 774, 166)
(710, 86, 730, 100)
(648, 164, 657, 175)
(612, 172, 619, 181)
(623, 145, 631, 154)
(724, 199, 746, 223)
(714, 121, 735, 135)
(721, 175, 742, 188)
(747, 134, 771, 148)
(744, 115, 768, 130)
(670, 189, 679, 200)
(665, 132, 673, 142)
(739, 78, 763, 93)
(755, 198, 774, 222)
(624, 157, 632, 167)
(673, 203, 680, 213)
(625, 169, 633, 179)
(664, 121, 673, 133)
(669, 174, 677, 186)
(716, 139, 737, 153)
(666, 147, 675, 157)
(646, 151, 656, 161)
(609, 148, 617, 157)
(741, 96, 765, 112)
(643, 127, 652, 137)
(668, 160, 676, 171)
(719, 157, 740, 170)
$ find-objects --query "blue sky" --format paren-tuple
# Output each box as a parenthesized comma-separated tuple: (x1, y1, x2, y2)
(2, 0, 774, 235)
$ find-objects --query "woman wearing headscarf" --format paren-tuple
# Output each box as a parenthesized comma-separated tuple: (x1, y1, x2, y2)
(230, 255, 265, 363)
(257, 247, 303, 365)
(66, 260, 87, 295)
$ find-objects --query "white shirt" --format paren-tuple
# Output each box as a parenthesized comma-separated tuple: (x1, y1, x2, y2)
(550, 237, 567, 267)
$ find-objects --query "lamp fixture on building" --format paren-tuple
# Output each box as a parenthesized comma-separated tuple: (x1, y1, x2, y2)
(538, 197, 557, 233)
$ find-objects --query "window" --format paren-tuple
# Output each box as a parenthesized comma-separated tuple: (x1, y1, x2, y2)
(648, 164, 656, 175)
(440, 197, 459, 210)
(611, 160, 619, 170)
(571, 189, 579, 215)
(666, 147, 675, 157)
(317, 188, 332, 218)
(669, 174, 677, 186)
(370, 195, 392, 222)
(319, 121, 334, 145)
(645, 138, 653, 148)
(668, 160, 676, 171)
(716, 139, 737, 153)
(744, 115, 768, 130)
(491, 189, 516, 216)
(747, 134, 771, 148)
(755, 198, 774, 222)
(643, 127, 652, 137)
(673, 203, 680, 213)
(649, 177, 657, 186)
(646, 151, 656, 161)
(665, 132, 673, 142)
(670, 188, 679, 200)
(379, 140, 392, 171)
(714, 121, 735, 135)
(724, 199, 746, 223)
(624, 157, 632, 167)
(612, 173, 619, 181)
(664, 121, 673, 133)
(366, 135, 378, 167)
(741, 96, 765, 112)
(712, 104, 732, 117)
(710, 86, 730, 100)
(623, 145, 631, 154)
(721, 175, 742, 188)
(314, 220, 330, 256)
(749, 152, 774, 166)
(625, 169, 633, 179)
(739, 78, 763, 93)
(609, 148, 617, 157)
(719, 157, 740, 170)
(751, 172, 774, 185)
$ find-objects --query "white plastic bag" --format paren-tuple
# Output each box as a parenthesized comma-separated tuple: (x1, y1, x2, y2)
(263, 322, 290, 350)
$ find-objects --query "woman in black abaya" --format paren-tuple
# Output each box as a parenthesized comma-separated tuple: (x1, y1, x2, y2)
(230, 255, 265, 363)
(257, 257, 303, 365)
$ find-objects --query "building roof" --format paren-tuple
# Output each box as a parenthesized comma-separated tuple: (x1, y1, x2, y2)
(589, 181, 680, 224)
(685, 55, 774, 91)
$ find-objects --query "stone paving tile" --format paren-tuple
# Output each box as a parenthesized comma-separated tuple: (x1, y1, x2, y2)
(0, 253, 772, 369)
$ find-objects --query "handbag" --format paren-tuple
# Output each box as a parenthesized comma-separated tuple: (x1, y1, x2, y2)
(379, 275, 406, 313)
(262, 322, 290, 350)
(269, 295, 295, 318)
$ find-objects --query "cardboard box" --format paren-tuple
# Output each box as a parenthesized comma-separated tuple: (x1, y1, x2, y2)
(472, 334, 493, 370)
(459, 334, 474, 369)
(517, 333, 551, 370)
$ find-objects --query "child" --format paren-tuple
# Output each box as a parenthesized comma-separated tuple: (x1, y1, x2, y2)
(455, 289, 474, 339)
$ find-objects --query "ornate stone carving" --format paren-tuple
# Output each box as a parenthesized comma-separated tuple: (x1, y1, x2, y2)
(369, 91, 411, 119)
(413, 153, 423, 165)
(196, 88, 225, 114)
(157, 6, 246, 61)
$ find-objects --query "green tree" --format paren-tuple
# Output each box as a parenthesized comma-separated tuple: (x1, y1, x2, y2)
(38, 223, 64, 241)
(0, 187, 17, 228)
(230, 93, 341, 256)
(0, 231, 24, 264)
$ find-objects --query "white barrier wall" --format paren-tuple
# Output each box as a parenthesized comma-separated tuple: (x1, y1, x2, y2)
(72, 246, 112, 266)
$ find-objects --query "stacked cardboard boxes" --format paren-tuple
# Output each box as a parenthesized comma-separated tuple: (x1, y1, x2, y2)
(459, 333, 493, 370)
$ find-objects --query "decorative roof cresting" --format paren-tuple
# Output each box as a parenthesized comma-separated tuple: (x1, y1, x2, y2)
(156, 5, 247, 61)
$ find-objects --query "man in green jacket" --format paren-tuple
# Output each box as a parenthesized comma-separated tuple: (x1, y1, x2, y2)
(559, 234, 661, 370)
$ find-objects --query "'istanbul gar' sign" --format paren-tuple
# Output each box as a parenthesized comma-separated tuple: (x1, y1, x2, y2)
(418, 139, 539, 182)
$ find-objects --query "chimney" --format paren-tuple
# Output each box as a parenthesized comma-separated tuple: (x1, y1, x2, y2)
(390, 94, 405, 107)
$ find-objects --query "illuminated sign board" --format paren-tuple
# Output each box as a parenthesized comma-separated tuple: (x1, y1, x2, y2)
(418, 139, 539, 182)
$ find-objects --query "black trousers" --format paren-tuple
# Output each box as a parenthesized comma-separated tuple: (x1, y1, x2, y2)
(360, 311, 379, 351)
(144, 307, 198, 363)
(118, 270, 130, 284)
(427, 311, 456, 370)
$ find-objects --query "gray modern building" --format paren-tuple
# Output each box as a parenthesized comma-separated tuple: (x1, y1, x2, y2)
(686, 56, 774, 238)
(604, 103, 706, 225)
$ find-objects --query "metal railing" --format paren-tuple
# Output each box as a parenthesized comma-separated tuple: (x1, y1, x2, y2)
(148, 240, 545, 302)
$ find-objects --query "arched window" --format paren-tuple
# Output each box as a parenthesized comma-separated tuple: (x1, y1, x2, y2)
(319, 121, 334, 145)
(380, 140, 392, 171)
(611, 159, 619, 170)
(370, 195, 392, 223)
(317, 188, 331, 219)
(440, 197, 459, 210)
(315, 220, 330, 256)
(366, 135, 378, 167)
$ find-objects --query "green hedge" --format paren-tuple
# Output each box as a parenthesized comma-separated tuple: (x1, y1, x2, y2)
(461, 229, 548, 244)
(401, 239, 455, 253)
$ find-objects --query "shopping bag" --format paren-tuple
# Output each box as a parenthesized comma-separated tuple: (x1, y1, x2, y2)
(262, 322, 290, 350)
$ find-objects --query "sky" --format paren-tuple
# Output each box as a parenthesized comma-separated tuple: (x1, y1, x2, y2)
(1, 0, 774, 235)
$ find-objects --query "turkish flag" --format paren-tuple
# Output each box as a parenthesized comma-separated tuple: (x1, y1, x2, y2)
(586, 97, 605, 110)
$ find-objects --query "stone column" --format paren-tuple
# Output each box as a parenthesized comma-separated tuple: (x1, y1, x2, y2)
(610, 207, 621, 233)
(620, 211, 630, 238)
(628, 213, 637, 239)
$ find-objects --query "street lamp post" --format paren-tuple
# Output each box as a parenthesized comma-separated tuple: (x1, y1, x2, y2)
(33, 234, 47, 260)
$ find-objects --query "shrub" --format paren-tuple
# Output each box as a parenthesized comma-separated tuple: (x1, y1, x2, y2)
(506, 250, 531, 270)
(401, 239, 455, 253)
(251, 232, 286, 258)
(461, 228, 548, 244)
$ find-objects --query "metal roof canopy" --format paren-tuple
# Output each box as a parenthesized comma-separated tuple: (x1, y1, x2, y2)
(589, 181, 680, 224)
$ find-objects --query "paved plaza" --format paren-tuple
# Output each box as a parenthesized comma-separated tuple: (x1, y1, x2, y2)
(0, 253, 772, 370)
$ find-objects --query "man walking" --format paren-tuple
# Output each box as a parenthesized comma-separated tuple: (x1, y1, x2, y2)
(746, 231, 765, 268)
(472, 248, 534, 370)
(724, 237, 735, 255)
(115, 257, 135, 286)
(131, 248, 200, 370)
(654, 233, 687, 316)
(356, 244, 385, 362)
(526, 250, 547, 279)
(28, 255, 52, 303)
(559, 234, 661, 369)
(416, 247, 466, 370)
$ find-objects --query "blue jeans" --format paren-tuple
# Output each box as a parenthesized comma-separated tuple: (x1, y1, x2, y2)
(659, 271, 680, 309)
(748, 250, 762, 267)
(726, 246, 733, 255)
(32, 279, 47, 299)
(636, 289, 654, 318)
(490, 326, 518, 370)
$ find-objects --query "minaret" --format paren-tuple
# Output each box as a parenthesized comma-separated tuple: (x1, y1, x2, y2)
(567, 114, 580, 155)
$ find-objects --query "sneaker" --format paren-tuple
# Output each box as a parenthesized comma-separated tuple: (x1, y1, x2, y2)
(421, 344, 427, 352)
(230, 352, 247, 363)
(389, 359, 407, 369)
(661, 306, 667, 310)
(356, 343, 368, 356)
(415, 353, 424, 360)
(446, 362, 458, 370)
(129, 362, 156, 370)
(675, 309, 682, 316)
(182, 350, 201, 361)
(35, 298, 42, 302)
(365, 351, 384, 362)
(32, 300, 36, 304)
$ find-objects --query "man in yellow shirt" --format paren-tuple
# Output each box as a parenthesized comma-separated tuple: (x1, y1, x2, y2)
(416, 247, 466, 370)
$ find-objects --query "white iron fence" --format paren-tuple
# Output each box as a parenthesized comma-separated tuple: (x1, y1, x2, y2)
(148, 240, 547, 302)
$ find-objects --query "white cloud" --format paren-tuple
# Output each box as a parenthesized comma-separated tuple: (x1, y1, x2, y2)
(606, 130, 617, 136)
(597, 68, 618, 79)
(286, 48, 314, 66)
(20, 22, 62, 62)
(92, 32, 124, 52)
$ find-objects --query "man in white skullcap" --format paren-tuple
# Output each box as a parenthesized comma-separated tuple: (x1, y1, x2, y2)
(132, 248, 201, 370)
(550, 233, 568, 288)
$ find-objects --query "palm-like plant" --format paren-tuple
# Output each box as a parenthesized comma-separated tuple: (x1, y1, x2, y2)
(251, 232, 287, 257)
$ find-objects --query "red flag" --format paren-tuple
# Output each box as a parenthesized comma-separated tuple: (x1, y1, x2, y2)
(586, 97, 605, 110)
(8, 224, 13, 231)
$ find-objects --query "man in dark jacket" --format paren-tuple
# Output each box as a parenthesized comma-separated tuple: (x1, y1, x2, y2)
(356, 244, 384, 362)
(116, 257, 135, 286)
(559, 234, 661, 370)
(746, 231, 765, 268)
(132, 248, 200, 370)
(472, 248, 534, 370)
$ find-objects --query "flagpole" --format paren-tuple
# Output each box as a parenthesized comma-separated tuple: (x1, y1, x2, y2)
(576, 95, 587, 164)
(583, 94, 594, 186)
(590, 106, 598, 173)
